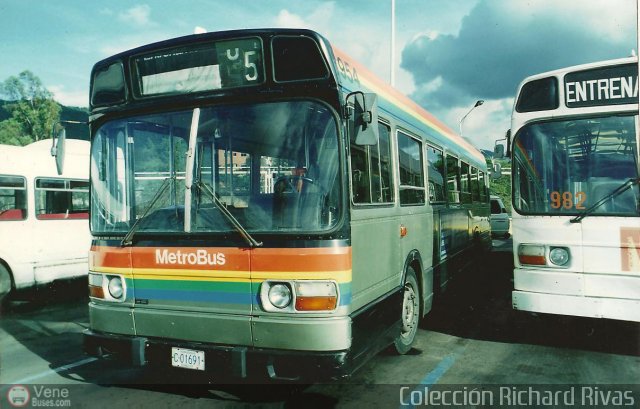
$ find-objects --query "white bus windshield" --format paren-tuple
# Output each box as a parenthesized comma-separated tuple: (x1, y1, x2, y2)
(90, 100, 341, 235)
(513, 114, 639, 216)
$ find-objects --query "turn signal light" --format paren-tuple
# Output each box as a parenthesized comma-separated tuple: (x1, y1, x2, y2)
(518, 244, 546, 265)
(295, 296, 337, 311)
(89, 285, 105, 299)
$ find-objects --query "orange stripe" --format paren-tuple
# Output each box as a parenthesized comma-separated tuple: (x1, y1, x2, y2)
(251, 247, 352, 272)
(90, 245, 351, 272)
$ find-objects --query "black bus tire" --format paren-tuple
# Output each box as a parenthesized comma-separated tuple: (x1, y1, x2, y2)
(393, 266, 420, 355)
(0, 264, 11, 303)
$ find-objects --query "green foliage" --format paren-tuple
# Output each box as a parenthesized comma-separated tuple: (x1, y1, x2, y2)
(0, 70, 61, 145)
(0, 119, 32, 145)
(489, 158, 512, 213)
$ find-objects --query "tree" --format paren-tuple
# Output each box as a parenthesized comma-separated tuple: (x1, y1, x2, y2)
(0, 70, 60, 145)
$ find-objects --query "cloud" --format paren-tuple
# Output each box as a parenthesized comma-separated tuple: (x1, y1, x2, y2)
(402, 0, 635, 104)
(399, 0, 636, 149)
(118, 4, 152, 26)
(48, 85, 88, 107)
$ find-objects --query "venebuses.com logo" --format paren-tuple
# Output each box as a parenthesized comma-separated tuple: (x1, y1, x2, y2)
(6, 385, 30, 408)
(5, 385, 72, 408)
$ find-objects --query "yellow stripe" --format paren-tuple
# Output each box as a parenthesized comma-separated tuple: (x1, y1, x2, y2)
(91, 266, 352, 283)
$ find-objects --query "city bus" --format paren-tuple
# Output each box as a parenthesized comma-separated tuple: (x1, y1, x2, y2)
(81, 28, 491, 380)
(0, 139, 90, 302)
(503, 57, 639, 321)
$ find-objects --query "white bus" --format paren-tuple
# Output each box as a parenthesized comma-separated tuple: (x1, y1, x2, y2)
(0, 139, 90, 301)
(504, 56, 639, 321)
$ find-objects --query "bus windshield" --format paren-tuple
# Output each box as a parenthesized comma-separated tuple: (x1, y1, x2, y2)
(90, 100, 341, 235)
(513, 114, 639, 216)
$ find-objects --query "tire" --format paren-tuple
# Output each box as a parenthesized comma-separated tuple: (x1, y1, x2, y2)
(393, 266, 420, 355)
(0, 264, 11, 304)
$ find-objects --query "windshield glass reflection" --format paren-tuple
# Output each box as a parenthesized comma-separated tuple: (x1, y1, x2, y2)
(90, 100, 341, 235)
(513, 114, 639, 216)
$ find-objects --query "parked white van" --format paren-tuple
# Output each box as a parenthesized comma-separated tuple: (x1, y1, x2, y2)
(490, 195, 510, 238)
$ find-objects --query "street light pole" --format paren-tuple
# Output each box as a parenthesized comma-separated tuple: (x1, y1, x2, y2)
(391, 0, 396, 87)
(459, 100, 484, 136)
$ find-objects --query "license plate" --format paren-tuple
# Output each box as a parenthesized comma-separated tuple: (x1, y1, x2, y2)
(171, 347, 205, 371)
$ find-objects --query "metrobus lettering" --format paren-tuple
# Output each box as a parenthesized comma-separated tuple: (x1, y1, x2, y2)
(155, 249, 226, 266)
(565, 76, 638, 104)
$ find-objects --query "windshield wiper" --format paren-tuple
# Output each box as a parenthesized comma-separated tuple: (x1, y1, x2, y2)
(121, 177, 173, 246)
(196, 181, 263, 247)
(570, 177, 639, 223)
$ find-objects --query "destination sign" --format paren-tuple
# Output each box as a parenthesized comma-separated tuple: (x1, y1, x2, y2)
(565, 63, 638, 107)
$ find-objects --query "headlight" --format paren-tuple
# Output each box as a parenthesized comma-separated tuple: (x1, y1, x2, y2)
(549, 247, 570, 266)
(268, 283, 292, 309)
(260, 280, 339, 312)
(89, 272, 126, 302)
(107, 276, 124, 299)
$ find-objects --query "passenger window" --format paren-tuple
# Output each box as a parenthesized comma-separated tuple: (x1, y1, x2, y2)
(35, 178, 89, 220)
(397, 131, 425, 205)
(460, 162, 471, 204)
(471, 167, 480, 202)
(446, 155, 460, 204)
(351, 122, 394, 205)
(478, 171, 488, 202)
(426, 145, 445, 203)
(0, 175, 27, 221)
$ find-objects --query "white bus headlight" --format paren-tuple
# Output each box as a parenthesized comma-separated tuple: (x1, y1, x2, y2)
(107, 275, 124, 299)
(549, 247, 570, 266)
(268, 283, 292, 309)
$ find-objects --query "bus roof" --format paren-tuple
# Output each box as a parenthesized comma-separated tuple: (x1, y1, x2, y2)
(519, 56, 637, 83)
(90, 28, 486, 170)
(514, 56, 638, 115)
(331, 46, 486, 168)
(0, 139, 89, 180)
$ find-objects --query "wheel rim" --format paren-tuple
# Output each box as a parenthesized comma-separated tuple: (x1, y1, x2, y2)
(401, 282, 418, 338)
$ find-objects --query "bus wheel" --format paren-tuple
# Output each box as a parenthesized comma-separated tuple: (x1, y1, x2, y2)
(393, 266, 420, 355)
(0, 264, 11, 304)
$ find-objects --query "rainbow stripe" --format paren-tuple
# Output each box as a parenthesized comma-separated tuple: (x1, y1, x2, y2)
(90, 245, 352, 307)
(331, 46, 485, 167)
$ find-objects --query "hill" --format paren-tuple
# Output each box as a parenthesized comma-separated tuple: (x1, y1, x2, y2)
(0, 100, 89, 140)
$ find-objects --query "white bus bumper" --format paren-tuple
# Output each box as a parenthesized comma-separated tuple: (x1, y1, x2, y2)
(512, 268, 640, 322)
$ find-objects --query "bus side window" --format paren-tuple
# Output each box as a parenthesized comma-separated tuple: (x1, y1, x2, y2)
(426, 145, 445, 203)
(460, 161, 471, 204)
(35, 178, 89, 220)
(397, 131, 425, 205)
(350, 122, 394, 205)
(446, 155, 460, 204)
(0, 175, 27, 221)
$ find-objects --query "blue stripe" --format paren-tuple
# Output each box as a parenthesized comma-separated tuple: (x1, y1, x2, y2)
(399, 345, 465, 409)
(419, 354, 457, 386)
(134, 288, 251, 304)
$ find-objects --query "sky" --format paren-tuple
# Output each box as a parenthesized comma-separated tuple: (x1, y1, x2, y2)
(0, 0, 637, 150)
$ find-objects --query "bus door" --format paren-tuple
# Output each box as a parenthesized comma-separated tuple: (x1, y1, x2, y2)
(349, 123, 401, 310)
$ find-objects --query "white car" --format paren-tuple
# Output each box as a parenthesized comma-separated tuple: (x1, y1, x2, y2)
(490, 195, 510, 238)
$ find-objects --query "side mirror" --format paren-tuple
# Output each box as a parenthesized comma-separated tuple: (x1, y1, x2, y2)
(493, 129, 511, 160)
(491, 162, 502, 179)
(51, 127, 67, 175)
(346, 92, 379, 146)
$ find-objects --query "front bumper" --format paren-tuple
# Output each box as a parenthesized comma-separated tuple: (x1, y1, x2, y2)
(83, 329, 351, 381)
